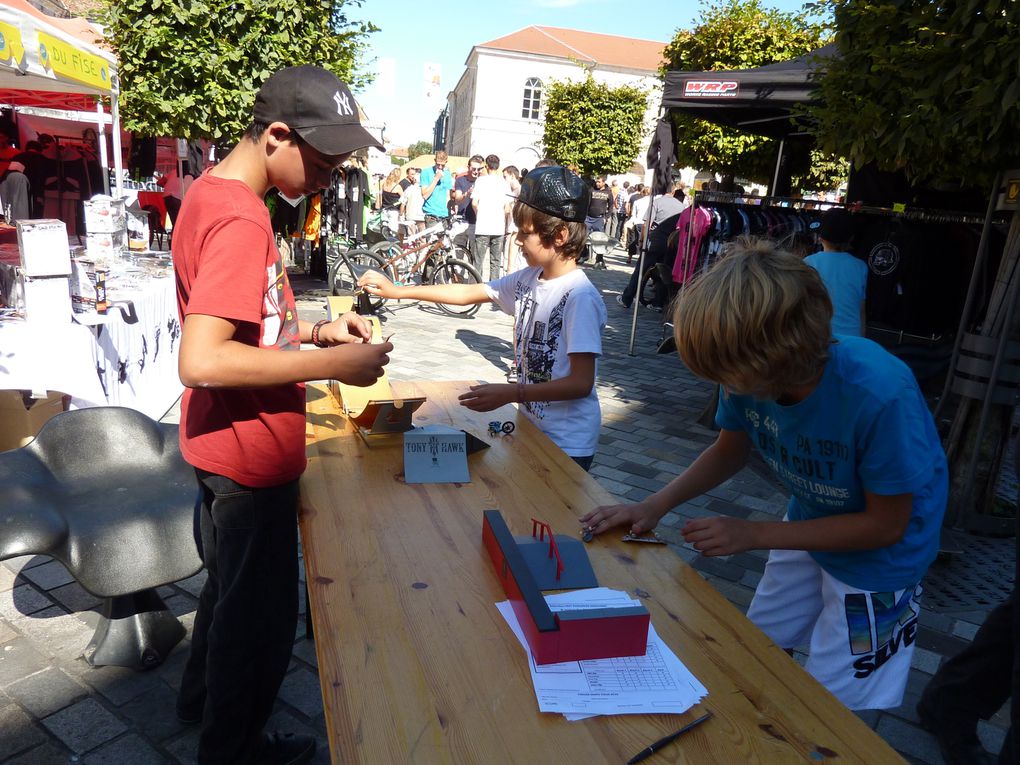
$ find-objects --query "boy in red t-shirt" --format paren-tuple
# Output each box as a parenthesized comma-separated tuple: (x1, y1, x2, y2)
(172, 66, 392, 765)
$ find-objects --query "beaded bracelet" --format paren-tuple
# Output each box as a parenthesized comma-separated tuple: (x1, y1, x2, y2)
(311, 320, 329, 348)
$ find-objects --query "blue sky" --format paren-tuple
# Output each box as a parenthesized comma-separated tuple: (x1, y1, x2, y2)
(353, 0, 815, 148)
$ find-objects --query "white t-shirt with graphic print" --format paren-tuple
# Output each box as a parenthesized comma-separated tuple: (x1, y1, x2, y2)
(484, 266, 607, 457)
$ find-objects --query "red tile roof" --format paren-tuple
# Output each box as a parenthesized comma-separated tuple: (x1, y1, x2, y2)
(477, 26, 665, 72)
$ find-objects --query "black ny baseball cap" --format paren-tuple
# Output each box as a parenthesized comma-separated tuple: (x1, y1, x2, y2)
(253, 65, 383, 156)
(516, 166, 591, 223)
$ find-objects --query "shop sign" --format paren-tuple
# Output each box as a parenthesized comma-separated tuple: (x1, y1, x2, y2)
(684, 81, 739, 98)
(1005, 179, 1020, 207)
(997, 172, 1020, 211)
(0, 22, 25, 68)
(37, 31, 110, 91)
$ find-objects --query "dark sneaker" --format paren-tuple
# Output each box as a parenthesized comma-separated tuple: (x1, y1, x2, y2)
(175, 704, 202, 725)
(916, 694, 996, 765)
(254, 733, 316, 765)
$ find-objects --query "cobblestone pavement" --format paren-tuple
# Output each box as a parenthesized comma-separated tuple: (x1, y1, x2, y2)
(0, 247, 1012, 763)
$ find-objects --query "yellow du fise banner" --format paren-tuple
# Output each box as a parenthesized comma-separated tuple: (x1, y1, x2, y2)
(37, 30, 110, 91)
(0, 21, 26, 67)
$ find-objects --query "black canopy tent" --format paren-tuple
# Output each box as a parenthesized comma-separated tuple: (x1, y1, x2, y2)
(660, 44, 836, 194)
(626, 45, 836, 354)
(660, 44, 835, 139)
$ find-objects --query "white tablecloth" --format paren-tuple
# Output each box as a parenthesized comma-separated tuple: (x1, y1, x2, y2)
(0, 276, 183, 419)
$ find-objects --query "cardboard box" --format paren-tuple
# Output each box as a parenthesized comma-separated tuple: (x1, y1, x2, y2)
(86, 230, 127, 263)
(70, 257, 97, 313)
(0, 390, 67, 451)
(23, 274, 72, 324)
(17, 219, 71, 277)
(126, 207, 150, 251)
(83, 196, 127, 233)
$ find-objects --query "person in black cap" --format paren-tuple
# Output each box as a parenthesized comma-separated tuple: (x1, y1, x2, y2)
(172, 65, 393, 765)
(806, 208, 868, 337)
(358, 165, 608, 470)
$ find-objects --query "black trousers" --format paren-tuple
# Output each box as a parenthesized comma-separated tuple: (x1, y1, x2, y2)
(923, 589, 1016, 763)
(178, 470, 301, 764)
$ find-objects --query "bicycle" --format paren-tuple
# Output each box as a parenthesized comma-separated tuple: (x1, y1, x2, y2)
(325, 237, 390, 312)
(361, 217, 483, 318)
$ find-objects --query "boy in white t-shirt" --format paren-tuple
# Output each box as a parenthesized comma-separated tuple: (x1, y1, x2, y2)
(359, 165, 607, 469)
(471, 154, 511, 279)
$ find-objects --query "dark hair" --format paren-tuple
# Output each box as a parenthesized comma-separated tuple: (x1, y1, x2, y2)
(485, 154, 499, 171)
(503, 165, 520, 180)
(511, 202, 587, 260)
(25, 141, 41, 152)
(244, 121, 300, 144)
(673, 188, 686, 202)
(37, 134, 54, 146)
(469, 154, 484, 165)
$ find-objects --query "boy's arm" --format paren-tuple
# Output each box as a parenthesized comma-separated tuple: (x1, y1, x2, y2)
(458, 352, 596, 412)
(580, 428, 752, 535)
(179, 314, 391, 389)
(358, 268, 490, 306)
(681, 491, 912, 557)
(297, 312, 372, 345)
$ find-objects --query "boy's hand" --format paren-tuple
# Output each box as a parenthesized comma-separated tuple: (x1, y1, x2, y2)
(326, 341, 392, 387)
(681, 517, 757, 556)
(358, 269, 399, 298)
(458, 383, 516, 412)
(579, 501, 661, 537)
(318, 312, 372, 345)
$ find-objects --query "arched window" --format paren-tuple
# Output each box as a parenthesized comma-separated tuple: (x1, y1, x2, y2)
(522, 78, 542, 120)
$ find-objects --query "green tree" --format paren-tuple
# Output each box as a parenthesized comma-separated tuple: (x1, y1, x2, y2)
(541, 72, 647, 177)
(807, 0, 1020, 187)
(99, 0, 376, 141)
(662, 0, 829, 185)
(808, 0, 1020, 525)
(407, 140, 433, 161)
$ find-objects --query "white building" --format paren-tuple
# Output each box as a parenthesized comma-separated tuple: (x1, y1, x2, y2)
(440, 26, 665, 174)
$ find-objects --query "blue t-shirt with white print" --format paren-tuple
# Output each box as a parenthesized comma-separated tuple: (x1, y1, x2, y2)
(715, 335, 947, 591)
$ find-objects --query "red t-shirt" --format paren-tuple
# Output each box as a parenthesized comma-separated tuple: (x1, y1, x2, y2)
(173, 172, 305, 487)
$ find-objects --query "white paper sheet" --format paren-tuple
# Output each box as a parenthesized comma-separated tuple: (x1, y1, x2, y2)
(496, 588, 708, 720)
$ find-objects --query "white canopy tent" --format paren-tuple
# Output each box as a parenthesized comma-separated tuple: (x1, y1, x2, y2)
(0, 0, 123, 196)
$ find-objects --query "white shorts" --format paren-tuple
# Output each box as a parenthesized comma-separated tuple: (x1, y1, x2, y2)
(747, 548, 922, 710)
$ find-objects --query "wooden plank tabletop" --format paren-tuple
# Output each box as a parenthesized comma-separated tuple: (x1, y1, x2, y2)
(300, 381, 905, 765)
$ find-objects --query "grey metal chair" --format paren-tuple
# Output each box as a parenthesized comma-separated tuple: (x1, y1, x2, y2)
(0, 407, 202, 670)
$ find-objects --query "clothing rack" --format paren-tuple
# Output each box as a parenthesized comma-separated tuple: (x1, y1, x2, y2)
(694, 190, 844, 210)
(846, 202, 1009, 227)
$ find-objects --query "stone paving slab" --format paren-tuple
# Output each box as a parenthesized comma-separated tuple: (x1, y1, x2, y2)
(0, 248, 1010, 763)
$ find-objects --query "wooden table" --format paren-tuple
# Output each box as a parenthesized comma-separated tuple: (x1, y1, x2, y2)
(300, 381, 905, 764)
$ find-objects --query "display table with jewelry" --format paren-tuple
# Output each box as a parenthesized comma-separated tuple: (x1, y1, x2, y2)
(0, 223, 182, 422)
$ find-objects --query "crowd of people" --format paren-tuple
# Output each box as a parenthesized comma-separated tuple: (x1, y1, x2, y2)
(163, 63, 1007, 765)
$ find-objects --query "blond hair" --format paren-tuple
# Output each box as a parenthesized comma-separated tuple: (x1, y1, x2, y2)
(673, 237, 833, 399)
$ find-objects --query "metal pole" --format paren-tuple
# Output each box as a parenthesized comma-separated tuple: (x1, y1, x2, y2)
(627, 192, 658, 356)
(934, 171, 1004, 421)
(95, 99, 109, 196)
(770, 138, 785, 196)
(110, 78, 124, 198)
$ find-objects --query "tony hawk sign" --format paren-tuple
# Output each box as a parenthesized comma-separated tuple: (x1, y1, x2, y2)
(683, 81, 739, 98)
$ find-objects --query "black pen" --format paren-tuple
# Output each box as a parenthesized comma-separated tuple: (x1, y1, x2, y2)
(626, 711, 713, 764)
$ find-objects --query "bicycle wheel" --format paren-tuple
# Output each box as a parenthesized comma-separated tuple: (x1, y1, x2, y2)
(328, 248, 388, 311)
(430, 258, 482, 317)
(368, 240, 404, 279)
